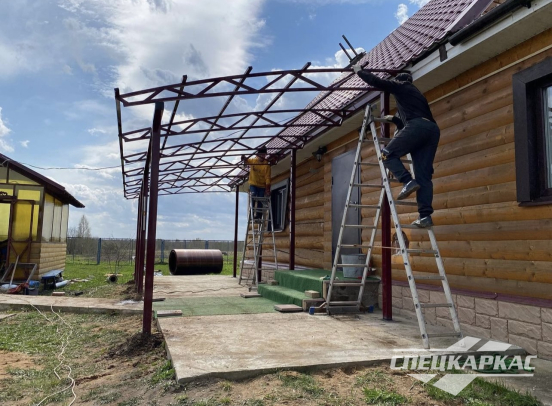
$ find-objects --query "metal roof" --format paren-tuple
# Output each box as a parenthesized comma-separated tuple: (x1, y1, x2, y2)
(115, 0, 492, 198)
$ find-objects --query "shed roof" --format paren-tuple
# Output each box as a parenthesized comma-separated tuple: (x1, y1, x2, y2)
(0, 153, 85, 208)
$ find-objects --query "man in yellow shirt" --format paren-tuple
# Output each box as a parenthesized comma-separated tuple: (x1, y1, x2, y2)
(241, 146, 271, 219)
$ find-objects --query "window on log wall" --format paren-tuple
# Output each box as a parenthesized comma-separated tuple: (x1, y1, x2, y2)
(513, 57, 552, 205)
(269, 178, 289, 232)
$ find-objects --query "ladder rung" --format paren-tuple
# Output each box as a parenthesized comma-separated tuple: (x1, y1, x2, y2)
(394, 201, 418, 206)
(352, 183, 384, 188)
(374, 137, 391, 144)
(401, 159, 412, 164)
(414, 275, 445, 281)
(339, 244, 373, 248)
(388, 178, 401, 183)
(406, 249, 438, 254)
(426, 333, 462, 338)
(343, 225, 376, 229)
(332, 282, 363, 287)
(399, 224, 428, 229)
(349, 204, 380, 209)
(336, 263, 370, 267)
(420, 303, 453, 309)
(327, 301, 360, 306)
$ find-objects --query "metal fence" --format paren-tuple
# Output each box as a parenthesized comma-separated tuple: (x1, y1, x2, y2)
(66, 237, 244, 265)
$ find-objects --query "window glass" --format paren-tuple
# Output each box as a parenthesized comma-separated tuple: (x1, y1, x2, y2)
(60, 204, 69, 242)
(8, 169, 38, 185)
(52, 200, 62, 241)
(0, 167, 7, 183)
(0, 203, 10, 241)
(42, 194, 54, 242)
(269, 179, 289, 232)
(16, 186, 42, 203)
(0, 185, 14, 196)
(545, 86, 552, 189)
(12, 202, 32, 240)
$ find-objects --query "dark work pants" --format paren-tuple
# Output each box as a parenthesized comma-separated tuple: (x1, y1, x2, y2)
(250, 185, 266, 219)
(382, 118, 440, 218)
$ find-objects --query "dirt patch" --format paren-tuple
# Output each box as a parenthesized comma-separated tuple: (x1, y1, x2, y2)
(106, 332, 164, 358)
(0, 351, 41, 380)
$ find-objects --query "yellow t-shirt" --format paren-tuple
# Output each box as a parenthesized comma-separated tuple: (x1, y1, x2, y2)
(246, 157, 271, 188)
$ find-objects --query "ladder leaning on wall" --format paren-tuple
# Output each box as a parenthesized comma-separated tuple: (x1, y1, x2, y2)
(326, 103, 462, 349)
(238, 194, 278, 289)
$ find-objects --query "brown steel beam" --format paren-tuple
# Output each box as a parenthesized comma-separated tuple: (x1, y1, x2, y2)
(143, 101, 164, 335)
(233, 187, 239, 278)
(380, 92, 392, 321)
(289, 149, 296, 270)
(134, 181, 143, 292)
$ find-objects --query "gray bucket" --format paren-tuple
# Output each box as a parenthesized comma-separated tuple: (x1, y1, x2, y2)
(341, 254, 367, 278)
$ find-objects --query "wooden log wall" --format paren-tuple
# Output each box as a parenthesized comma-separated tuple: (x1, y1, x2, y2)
(263, 28, 552, 299)
(363, 28, 552, 299)
(258, 156, 326, 269)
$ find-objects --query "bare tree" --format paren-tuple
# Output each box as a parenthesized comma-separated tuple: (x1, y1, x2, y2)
(77, 215, 92, 238)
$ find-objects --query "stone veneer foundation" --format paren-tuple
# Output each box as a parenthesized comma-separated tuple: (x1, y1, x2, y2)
(379, 283, 552, 360)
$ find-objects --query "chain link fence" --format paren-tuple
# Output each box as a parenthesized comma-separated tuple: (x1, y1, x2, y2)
(66, 237, 244, 265)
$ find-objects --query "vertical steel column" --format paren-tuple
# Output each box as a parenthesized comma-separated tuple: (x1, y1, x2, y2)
(137, 180, 148, 295)
(134, 182, 144, 291)
(143, 101, 164, 335)
(289, 149, 297, 270)
(380, 92, 393, 321)
(233, 187, 239, 278)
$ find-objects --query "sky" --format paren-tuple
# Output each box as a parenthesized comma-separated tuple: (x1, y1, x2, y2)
(0, 0, 429, 240)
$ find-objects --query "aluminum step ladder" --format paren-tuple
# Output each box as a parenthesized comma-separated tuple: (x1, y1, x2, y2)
(327, 103, 462, 349)
(238, 195, 278, 289)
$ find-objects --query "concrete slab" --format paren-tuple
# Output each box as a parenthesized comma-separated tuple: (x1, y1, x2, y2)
(153, 275, 247, 298)
(160, 311, 516, 384)
(0, 295, 142, 315)
(274, 304, 302, 312)
(240, 292, 262, 298)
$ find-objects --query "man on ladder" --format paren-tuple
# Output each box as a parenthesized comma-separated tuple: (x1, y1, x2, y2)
(238, 146, 277, 288)
(353, 64, 440, 228)
(242, 146, 271, 219)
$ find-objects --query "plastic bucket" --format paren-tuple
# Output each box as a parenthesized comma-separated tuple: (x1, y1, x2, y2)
(340, 254, 367, 278)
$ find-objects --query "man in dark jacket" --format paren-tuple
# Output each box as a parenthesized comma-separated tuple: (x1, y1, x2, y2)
(353, 64, 440, 228)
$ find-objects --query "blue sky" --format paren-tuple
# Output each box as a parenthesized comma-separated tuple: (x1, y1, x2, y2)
(0, 0, 429, 239)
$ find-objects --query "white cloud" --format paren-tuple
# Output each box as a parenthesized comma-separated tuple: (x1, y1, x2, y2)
(20, 140, 29, 148)
(395, 4, 409, 25)
(409, 0, 431, 7)
(0, 107, 14, 153)
(88, 128, 107, 136)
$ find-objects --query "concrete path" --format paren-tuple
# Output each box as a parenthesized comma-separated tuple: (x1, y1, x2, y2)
(153, 275, 248, 298)
(159, 310, 524, 384)
(0, 294, 142, 314)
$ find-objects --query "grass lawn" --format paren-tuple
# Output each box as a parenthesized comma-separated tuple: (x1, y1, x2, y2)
(47, 256, 241, 299)
(0, 311, 542, 406)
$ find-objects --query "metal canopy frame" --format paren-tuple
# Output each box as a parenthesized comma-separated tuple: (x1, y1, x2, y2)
(115, 64, 405, 199)
(115, 63, 405, 334)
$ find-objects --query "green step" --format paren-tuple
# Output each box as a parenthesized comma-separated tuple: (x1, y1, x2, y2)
(274, 269, 329, 294)
(257, 284, 309, 308)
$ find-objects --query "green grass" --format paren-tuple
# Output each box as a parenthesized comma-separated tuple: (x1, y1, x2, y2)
(363, 388, 408, 405)
(277, 371, 325, 397)
(57, 255, 241, 299)
(424, 376, 541, 406)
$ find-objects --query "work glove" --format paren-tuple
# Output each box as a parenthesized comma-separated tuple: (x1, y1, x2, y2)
(352, 63, 362, 74)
